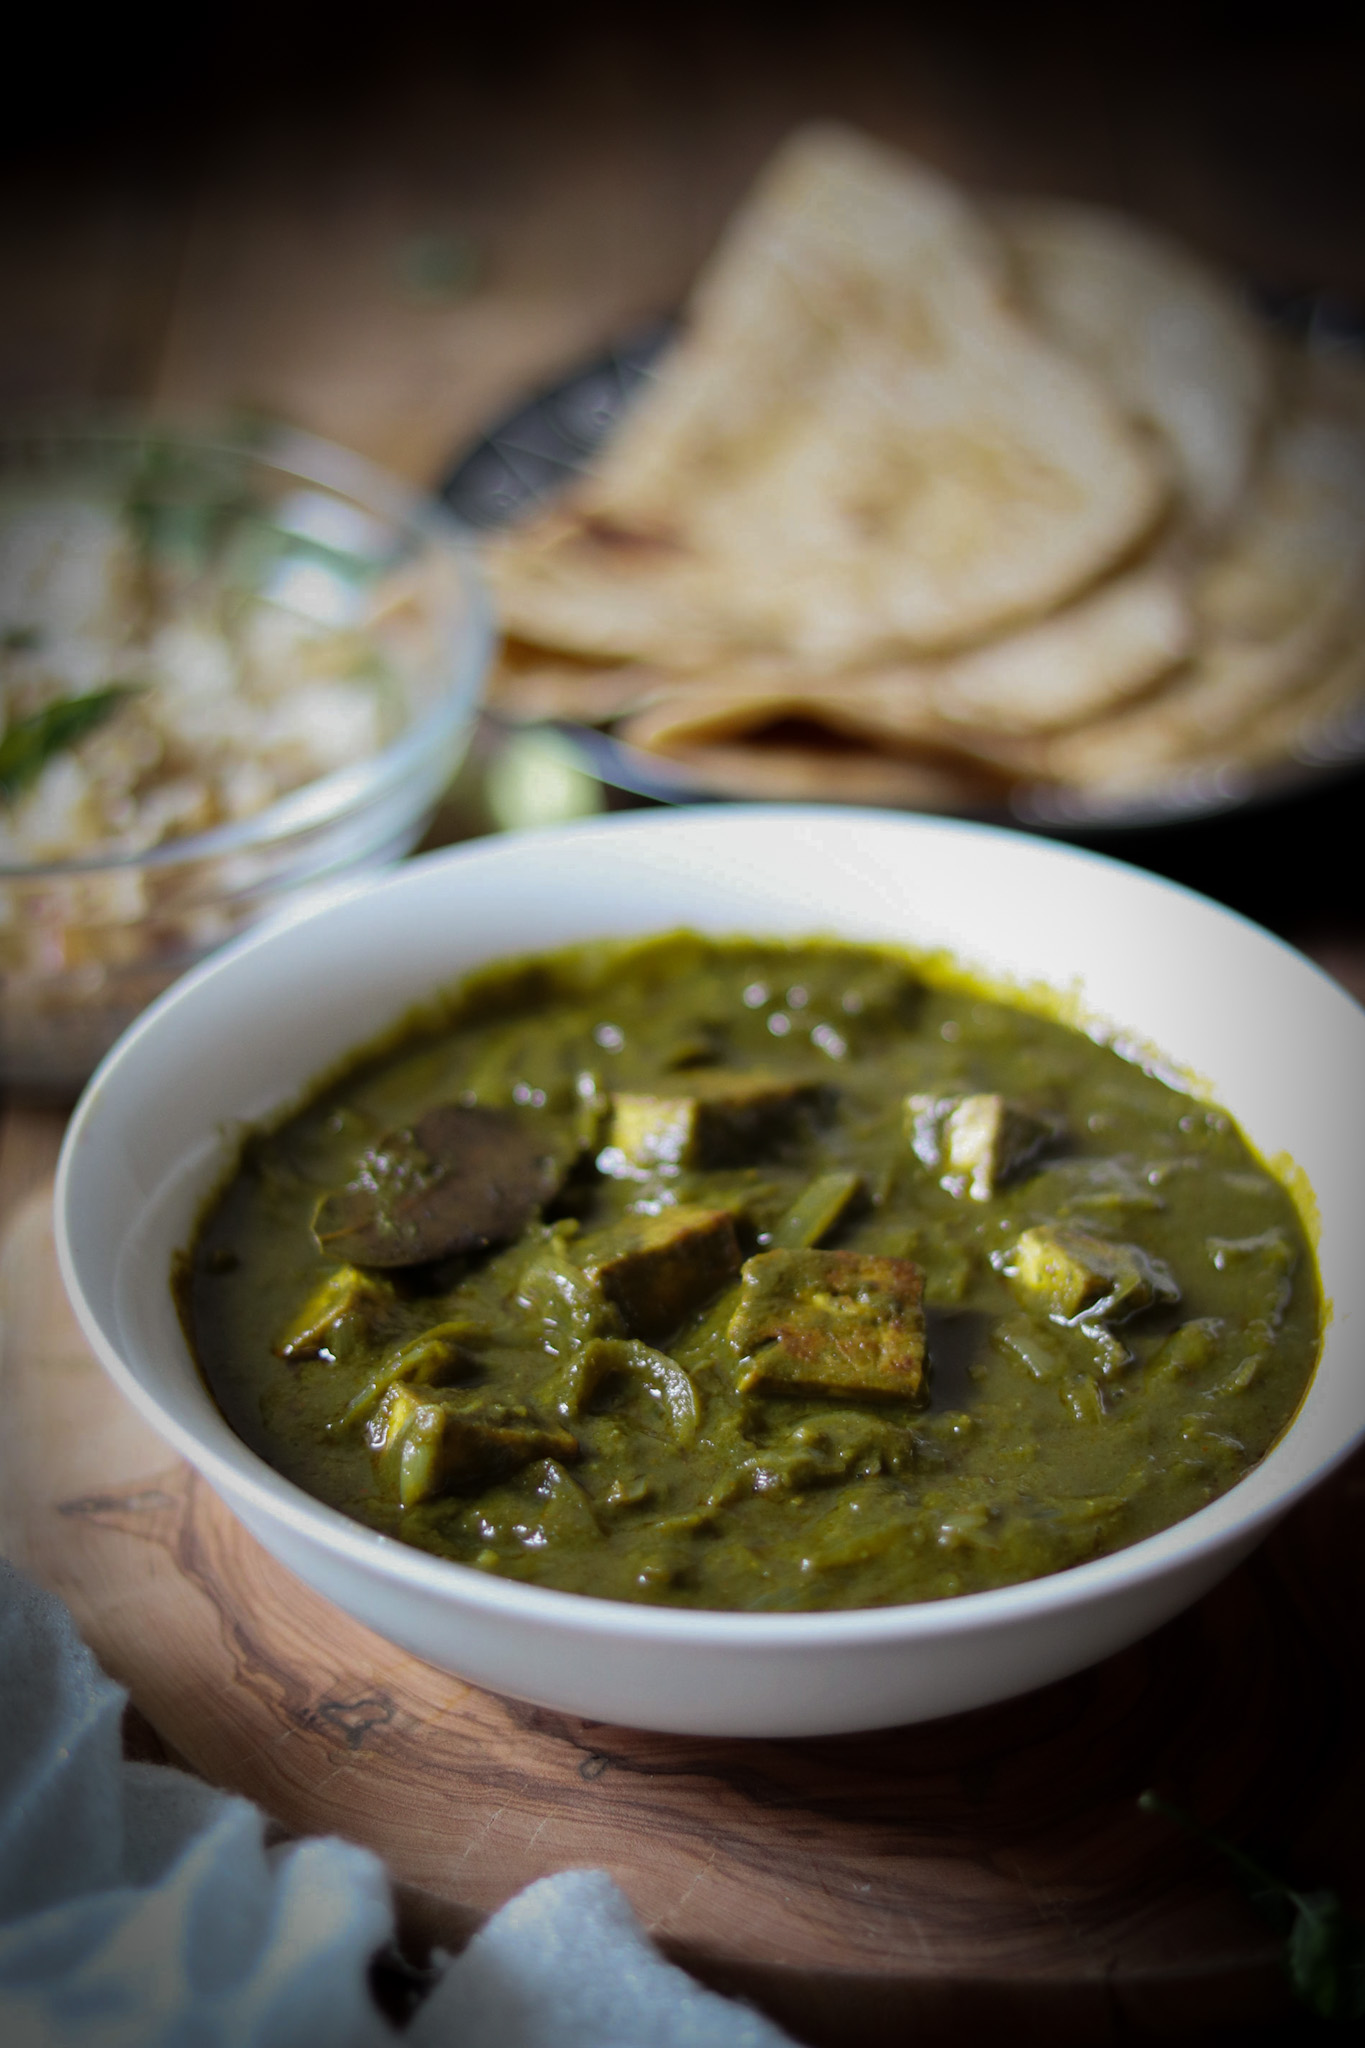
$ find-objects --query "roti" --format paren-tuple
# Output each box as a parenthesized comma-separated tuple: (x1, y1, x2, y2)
(487, 643, 668, 725)
(476, 127, 1365, 816)
(1001, 198, 1275, 534)
(929, 558, 1192, 734)
(486, 125, 1169, 668)
(1040, 401, 1365, 793)
(579, 551, 1189, 753)
(609, 729, 1001, 809)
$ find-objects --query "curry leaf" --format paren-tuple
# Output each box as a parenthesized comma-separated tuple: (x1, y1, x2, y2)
(1139, 1790, 1365, 2021)
(0, 686, 137, 803)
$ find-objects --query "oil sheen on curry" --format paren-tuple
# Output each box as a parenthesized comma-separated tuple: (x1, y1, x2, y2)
(184, 935, 1321, 1610)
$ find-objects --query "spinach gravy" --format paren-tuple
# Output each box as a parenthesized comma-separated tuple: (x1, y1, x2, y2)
(184, 934, 1321, 1610)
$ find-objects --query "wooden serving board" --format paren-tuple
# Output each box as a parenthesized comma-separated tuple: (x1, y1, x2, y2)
(4, 1103, 1362, 2046)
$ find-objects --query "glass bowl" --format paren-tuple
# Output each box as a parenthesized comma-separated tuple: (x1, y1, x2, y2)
(0, 418, 492, 1093)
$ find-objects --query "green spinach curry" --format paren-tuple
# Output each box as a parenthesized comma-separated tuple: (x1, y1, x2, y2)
(184, 934, 1321, 1610)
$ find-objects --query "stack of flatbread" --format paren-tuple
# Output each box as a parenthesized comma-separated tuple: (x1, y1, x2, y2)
(482, 124, 1365, 815)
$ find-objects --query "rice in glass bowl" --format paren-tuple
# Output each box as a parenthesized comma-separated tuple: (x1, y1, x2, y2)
(0, 419, 491, 1092)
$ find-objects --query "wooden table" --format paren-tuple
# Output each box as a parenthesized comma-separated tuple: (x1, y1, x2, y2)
(4, 17, 1365, 2040)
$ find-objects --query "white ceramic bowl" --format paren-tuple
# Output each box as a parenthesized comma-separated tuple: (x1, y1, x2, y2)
(55, 808, 1365, 1736)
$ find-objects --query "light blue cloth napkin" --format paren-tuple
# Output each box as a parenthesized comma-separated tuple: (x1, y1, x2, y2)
(0, 1560, 796, 2048)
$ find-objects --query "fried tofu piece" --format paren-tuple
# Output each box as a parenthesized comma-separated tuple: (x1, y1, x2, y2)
(605, 1071, 823, 1173)
(907, 1092, 1060, 1200)
(1003, 1223, 1178, 1322)
(580, 1204, 741, 1342)
(366, 1384, 577, 1508)
(727, 1248, 927, 1399)
(274, 1265, 394, 1359)
(607, 1095, 694, 1172)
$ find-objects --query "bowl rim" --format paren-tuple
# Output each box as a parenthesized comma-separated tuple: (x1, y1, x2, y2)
(0, 414, 493, 881)
(53, 803, 1365, 1648)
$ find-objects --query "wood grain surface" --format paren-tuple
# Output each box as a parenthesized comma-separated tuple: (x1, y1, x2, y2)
(4, 1100, 1365, 2045)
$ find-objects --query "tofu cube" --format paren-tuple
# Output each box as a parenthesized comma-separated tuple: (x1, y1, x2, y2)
(366, 1384, 577, 1508)
(1004, 1224, 1177, 1322)
(605, 1071, 822, 1174)
(580, 1204, 742, 1342)
(727, 1248, 927, 1400)
(907, 1092, 1059, 1201)
(607, 1095, 696, 1171)
(274, 1264, 393, 1359)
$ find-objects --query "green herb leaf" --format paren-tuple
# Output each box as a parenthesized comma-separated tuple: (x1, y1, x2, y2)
(0, 685, 137, 803)
(1139, 1790, 1365, 2021)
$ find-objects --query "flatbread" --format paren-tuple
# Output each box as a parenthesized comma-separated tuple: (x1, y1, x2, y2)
(597, 546, 1190, 762)
(486, 125, 1169, 667)
(611, 731, 1000, 810)
(487, 644, 667, 725)
(585, 122, 1010, 516)
(481, 508, 744, 670)
(479, 127, 1365, 818)
(1001, 199, 1275, 533)
(929, 557, 1192, 733)
(615, 666, 1042, 790)
(615, 665, 941, 752)
(1040, 403, 1365, 794)
(1226, 633, 1365, 773)
(613, 386, 1365, 805)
